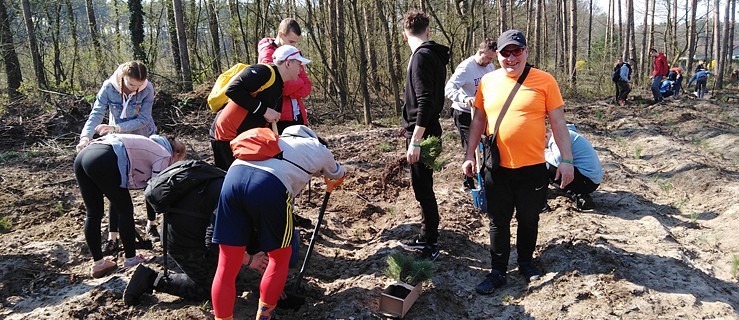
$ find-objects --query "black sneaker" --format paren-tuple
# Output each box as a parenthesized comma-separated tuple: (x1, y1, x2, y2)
(147, 227, 161, 243)
(101, 239, 121, 255)
(399, 234, 434, 250)
(519, 262, 542, 282)
(124, 264, 157, 306)
(574, 194, 595, 211)
(419, 245, 440, 261)
(475, 270, 507, 295)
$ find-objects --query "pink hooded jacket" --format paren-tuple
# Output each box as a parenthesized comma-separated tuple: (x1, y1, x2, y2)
(257, 37, 312, 124)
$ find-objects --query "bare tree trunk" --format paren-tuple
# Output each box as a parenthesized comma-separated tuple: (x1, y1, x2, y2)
(569, 0, 577, 88)
(47, 3, 64, 87)
(717, 0, 731, 88)
(648, 0, 655, 51)
(526, 0, 532, 37)
(499, 0, 508, 33)
(375, 0, 401, 116)
(84, 0, 105, 80)
(622, 0, 630, 59)
(21, 0, 47, 89)
(554, 0, 560, 69)
(64, 0, 79, 90)
(129, 0, 146, 62)
(587, 0, 593, 61)
(206, 0, 221, 74)
(350, 0, 372, 125)
(712, 0, 720, 78)
(165, 0, 182, 90)
(638, 0, 648, 85)
(617, 0, 622, 53)
(628, 0, 636, 63)
(362, 4, 379, 94)
(687, 0, 697, 72)
(672, 0, 678, 59)
(560, 0, 567, 71)
(534, 0, 542, 66)
(0, 0, 22, 99)
(604, 0, 612, 70)
(173, 0, 192, 91)
(336, 0, 347, 112)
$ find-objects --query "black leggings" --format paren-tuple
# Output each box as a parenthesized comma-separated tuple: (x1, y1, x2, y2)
(108, 197, 156, 233)
(74, 144, 137, 260)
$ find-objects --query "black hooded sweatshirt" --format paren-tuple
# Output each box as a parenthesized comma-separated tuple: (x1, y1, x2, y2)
(402, 41, 450, 139)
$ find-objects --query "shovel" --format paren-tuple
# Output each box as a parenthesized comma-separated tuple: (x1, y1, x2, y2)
(470, 142, 487, 212)
(278, 175, 344, 310)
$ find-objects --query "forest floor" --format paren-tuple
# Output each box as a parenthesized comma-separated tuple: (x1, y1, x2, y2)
(0, 88, 738, 319)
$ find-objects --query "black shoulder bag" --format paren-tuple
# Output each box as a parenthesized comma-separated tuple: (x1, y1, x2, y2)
(481, 65, 531, 184)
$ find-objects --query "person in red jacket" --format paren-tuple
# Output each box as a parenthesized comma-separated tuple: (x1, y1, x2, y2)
(649, 48, 669, 104)
(257, 18, 312, 134)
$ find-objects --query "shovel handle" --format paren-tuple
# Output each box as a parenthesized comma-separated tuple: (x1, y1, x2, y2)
(271, 121, 279, 134)
(292, 190, 331, 292)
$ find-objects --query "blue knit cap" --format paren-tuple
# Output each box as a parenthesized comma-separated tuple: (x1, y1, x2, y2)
(149, 134, 173, 154)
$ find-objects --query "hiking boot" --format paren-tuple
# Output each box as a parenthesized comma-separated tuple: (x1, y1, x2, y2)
(124, 264, 157, 306)
(101, 239, 121, 256)
(618, 99, 626, 106)
(399, 234, 435, 250)
(574, 193, 595, 212)
(475, 270, 507, 295)
(123, 254, 150, 269)
(519, 262, 542, 282)
(146, 226, 161, 243)
(91, 258, 117, 278)
(419, 245, 440, 261)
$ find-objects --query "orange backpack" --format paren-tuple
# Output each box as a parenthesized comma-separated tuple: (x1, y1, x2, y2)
(230, 127, 311, 174)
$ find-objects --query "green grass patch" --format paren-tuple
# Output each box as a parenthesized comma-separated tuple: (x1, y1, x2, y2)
(378, 141, 394, 152)
(634, 146, 643, 159)
(732, 255, 739, 279)
(0, 217, 11, 231)
(0, 150, 39, 163)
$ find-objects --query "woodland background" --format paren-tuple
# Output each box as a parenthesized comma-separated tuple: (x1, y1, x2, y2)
(0, 0, 737, 124)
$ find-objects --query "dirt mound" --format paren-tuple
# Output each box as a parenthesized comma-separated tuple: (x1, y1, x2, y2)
(1, 92, 738, 319)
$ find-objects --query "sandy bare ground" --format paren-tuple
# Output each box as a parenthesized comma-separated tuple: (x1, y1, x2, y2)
(1, 92, 737, 319)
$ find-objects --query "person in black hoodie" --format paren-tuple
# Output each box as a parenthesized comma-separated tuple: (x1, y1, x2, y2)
(398, 9, 450, 261)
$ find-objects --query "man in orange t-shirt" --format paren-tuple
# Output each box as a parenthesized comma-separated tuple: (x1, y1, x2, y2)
(461, 29, 574, 295)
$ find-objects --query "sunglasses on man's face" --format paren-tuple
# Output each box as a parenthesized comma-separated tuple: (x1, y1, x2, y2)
(499, 47, 525, 58)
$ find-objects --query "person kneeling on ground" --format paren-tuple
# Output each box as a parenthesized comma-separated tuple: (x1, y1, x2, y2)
(545, 124, 603, 211)
(74, 134, 186, 278)
(124, 161, 269, 305)
(211, 125, 346, 320)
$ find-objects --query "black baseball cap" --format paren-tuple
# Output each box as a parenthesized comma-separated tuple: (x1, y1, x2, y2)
(497, 29, 526, 50)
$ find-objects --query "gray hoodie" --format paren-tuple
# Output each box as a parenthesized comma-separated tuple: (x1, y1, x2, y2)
(445, 55, 495, 113)
(231, 125, 345, 196)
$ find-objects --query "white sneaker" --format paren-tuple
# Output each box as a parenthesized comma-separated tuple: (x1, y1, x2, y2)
(123, 254, 150, 269)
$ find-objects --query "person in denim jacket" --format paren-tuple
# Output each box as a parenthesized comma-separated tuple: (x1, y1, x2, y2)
(77, 61, 156, 151)
(76, 61, 160, 252)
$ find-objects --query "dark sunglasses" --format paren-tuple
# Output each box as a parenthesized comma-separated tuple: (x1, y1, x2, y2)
(499, 47, 525, 58)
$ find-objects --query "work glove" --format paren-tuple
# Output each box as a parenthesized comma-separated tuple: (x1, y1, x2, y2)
(76, 137, 91, 153)
(324, 174, 346, 193)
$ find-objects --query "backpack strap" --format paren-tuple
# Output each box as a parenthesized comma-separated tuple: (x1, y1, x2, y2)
(254, 64, 276, 95)
(274, 151, 313, 175)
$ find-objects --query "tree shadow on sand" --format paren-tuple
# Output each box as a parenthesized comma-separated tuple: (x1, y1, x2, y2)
(534, 240, 739, 310)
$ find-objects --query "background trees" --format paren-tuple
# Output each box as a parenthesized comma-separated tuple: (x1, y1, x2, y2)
(0, 0, 737, 123)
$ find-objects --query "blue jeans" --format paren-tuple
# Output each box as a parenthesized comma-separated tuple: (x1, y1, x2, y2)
(651, 76, 663, 102)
